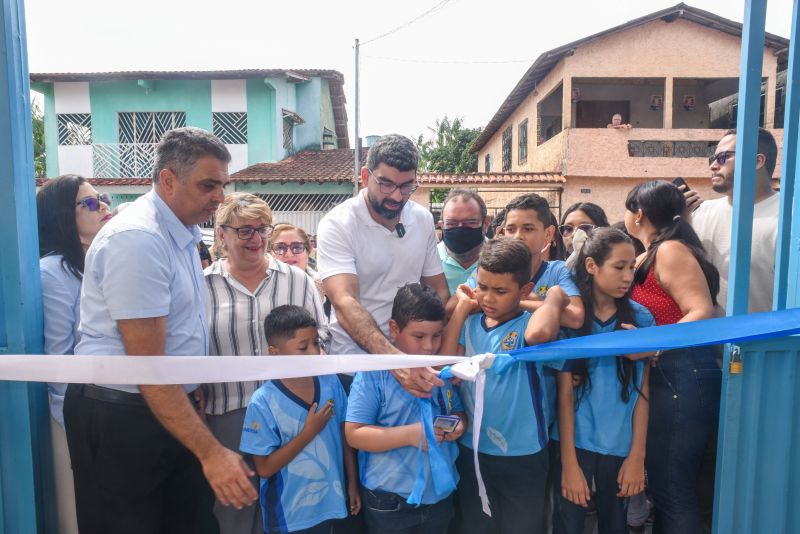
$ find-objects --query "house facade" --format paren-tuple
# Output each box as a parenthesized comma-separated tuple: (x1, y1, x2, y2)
(471, 3, 788, 222)
(30, 69, 349, 206)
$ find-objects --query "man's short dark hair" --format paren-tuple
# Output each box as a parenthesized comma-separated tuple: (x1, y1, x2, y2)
(504, 193, 553, 228)
(366, 134, 419, 172)
(478, 238, 532, 288)
(442, 188, 488, 223)
(391, 283, 445, 330)
(264, 305, 318, 345)
(723, 127, 779, 178)
(152, 127, 231, 183)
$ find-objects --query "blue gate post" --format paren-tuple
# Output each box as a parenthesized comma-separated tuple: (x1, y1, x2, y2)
(714, 0, 800, 532)
(0, 0, 53, 533)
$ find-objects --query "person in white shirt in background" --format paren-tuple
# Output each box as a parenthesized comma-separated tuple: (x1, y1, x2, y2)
(317, 134, 449, 397)
(690, 127, 780, 315)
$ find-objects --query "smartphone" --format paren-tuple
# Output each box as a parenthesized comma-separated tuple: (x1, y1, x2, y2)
(672, 176, 690, 192)
(433, 415, 460, 433)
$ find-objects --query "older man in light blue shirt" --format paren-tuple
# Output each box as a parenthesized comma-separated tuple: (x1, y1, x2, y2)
(437, 189, 490, 295)
(64, 128, 257, 534)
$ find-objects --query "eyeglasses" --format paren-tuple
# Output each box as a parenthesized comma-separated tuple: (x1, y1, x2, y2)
(709, 150, 735, 166)
(221, 224, 274, 240)
(272, 242, 308, 256)
(75, 193, 111, 211)
(369, 170, 418, 196)
(558, 223, 595, 238)
(443, 219, 482, 229)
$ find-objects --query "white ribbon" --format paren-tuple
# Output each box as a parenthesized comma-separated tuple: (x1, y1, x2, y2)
(446, 353, 496, 517)
(0, 354, 465, 384)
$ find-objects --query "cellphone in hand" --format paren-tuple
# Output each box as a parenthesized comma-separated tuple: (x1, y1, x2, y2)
(433, 415, 460, 433)
(672, 176, 690, 192)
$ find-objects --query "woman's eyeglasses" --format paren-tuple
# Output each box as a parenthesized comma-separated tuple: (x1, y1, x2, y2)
(272, 242, 308, 256)
(221, 225, 274, 240)
(76, 193, 111, 212)
(558, 223, 595, 238)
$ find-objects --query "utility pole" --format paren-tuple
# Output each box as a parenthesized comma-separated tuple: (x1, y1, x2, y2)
(353, 38, 360, 197)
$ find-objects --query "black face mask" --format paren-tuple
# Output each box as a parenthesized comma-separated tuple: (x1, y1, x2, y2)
(443, 226, 484, 254)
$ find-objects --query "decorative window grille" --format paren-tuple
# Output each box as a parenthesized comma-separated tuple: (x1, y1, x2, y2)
(213, 112, 248, 144)
(118, 112, 186, 144)
(57, 113, 92, 145)
(322, 127, 336, 149)
(485, 153, 492, 172)
(518, 120, 528, 164)
(283, 119, 295, 154)
(501, 126, 512, 172)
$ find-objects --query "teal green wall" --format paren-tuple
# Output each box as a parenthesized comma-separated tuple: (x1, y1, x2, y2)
(31, 82, 58, 177)
(246, 79, 276, 164)
(320, 79, 337, 148)
(235, 181, 352, 194)
(89, 80, 212, 143)
(295, 78, 322, 152)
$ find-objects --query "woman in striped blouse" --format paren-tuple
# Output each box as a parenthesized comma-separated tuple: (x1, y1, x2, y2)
(203, 193, 327, 534)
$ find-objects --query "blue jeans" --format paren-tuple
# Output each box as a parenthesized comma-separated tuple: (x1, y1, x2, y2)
(646, 347, 720, 534)
(550, 443, 628, 534)
(361, 488, 453, 534)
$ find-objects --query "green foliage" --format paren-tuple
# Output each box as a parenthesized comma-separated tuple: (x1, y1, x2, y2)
(415, 116, 481, 174)
(32, 101, 45, 177)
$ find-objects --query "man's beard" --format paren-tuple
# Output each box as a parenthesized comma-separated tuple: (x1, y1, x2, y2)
(448, 241, 484, 264)
(368, 191, 404, 219)
(711, 173, 733, 194)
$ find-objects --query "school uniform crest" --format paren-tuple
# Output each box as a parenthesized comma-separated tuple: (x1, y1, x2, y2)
(537, 285, 549, 298)
(500, 331, 520, 350)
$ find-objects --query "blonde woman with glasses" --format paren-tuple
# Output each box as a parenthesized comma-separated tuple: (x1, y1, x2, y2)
(203, 193, 328, 534)
(270, 223, 325, 300)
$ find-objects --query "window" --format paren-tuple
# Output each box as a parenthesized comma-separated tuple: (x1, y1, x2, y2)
(57, 113, 92, 145)
(118, 112, 186, 144)
(322, 127, 336, 149)
(485, 153, 492, 172)
(213, 112, 248, 144)
(501, 126, 512, 172)
(518, 120, 528, 164)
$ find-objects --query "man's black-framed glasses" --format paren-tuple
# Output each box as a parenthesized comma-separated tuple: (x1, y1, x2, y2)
(76, 193, 111, 211)
(369, 169, 418, 196)
(443, 219, 482, 230)
(558, 223, 595, 238)
(221, 224, 274, 240)
(709, 150, 735, 166)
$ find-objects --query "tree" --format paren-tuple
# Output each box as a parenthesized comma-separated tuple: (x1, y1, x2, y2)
(415, 116, 481, 174)
(32, 101, 45, 177)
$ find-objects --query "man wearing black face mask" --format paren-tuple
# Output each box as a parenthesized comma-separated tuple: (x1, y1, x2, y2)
(437, 189, 490, 295)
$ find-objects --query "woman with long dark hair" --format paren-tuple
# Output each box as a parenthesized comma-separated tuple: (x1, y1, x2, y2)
(551, 227, 654, 534)
(37, 174, 112, 534)
(624, 180, 720, 534)
(559, 202, 610, 254)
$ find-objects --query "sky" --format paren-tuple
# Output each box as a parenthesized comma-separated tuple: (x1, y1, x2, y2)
(24, 0, 794, 145)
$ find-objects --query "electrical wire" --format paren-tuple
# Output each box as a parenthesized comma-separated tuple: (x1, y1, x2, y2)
(361, 0, 453, 45)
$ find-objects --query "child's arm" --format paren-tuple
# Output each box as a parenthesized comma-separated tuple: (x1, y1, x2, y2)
(617, 364, 649, 497)
(441, 284, 476, 356)
(252, 401, 333, 479)
(524, 285, 570, 345)
(344, 421, 428, 452)
(557, 372, 592, 507)
(560, 295, 585, 329)
(341, 424, 361, 515)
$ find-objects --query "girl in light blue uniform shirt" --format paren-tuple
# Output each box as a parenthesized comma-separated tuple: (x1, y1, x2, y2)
(551, 228, 655, 534)
(37, 175, 112, 534)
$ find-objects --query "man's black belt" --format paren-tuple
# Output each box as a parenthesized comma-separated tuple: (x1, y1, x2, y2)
(82, 384, 148, 407)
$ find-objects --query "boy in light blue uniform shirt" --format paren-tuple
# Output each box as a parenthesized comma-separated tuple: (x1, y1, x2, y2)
(346, 284, 465, 534)
(441, 238, 575, 534)
(241, 306, 359, 534)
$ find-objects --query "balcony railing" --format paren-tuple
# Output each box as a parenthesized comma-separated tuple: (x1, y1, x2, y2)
(93, 143, 157, 179)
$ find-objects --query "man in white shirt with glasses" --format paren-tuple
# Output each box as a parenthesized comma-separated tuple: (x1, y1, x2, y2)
(317, 134, 449, 396)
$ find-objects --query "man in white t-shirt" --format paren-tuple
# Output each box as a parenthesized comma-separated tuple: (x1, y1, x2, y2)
(691, 128, 779, 314)
(317, 134, 449, 396)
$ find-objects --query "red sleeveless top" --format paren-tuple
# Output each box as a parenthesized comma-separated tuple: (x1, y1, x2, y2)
(631, 266, 684, 326)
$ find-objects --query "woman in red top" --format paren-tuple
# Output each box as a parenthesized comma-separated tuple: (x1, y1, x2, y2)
(625, 180, 720, 534)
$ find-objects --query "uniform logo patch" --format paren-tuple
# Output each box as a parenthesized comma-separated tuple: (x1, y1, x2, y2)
(537, 285, 549, 298)
(501, 331, 519, 350)
(242, 421, 260, 434)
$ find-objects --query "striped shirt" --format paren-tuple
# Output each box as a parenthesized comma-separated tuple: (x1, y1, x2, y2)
(204, 255, 328, 415)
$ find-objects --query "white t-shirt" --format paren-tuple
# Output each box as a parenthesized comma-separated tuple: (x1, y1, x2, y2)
(692, 193, 779, 314)
(317, 192, 443, 355)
